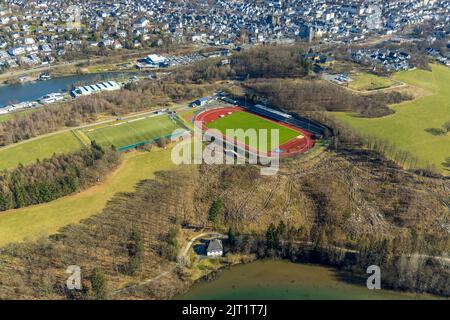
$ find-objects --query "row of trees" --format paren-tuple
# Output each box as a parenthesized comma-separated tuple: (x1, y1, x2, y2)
(0, 167, 195, 299)
(0, 142, 119, 211)
(426, 121, 450, 136)
(362, 135, 441, 174)
(224, 220, 450, 296)
(243, 78, 413, 118)
(126, 230, 145, 276)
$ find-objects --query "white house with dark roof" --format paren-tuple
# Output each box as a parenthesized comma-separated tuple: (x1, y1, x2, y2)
(206, 239, 223, 257)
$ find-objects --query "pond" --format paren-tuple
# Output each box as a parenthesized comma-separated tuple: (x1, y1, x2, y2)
(176, 260, 441, 300)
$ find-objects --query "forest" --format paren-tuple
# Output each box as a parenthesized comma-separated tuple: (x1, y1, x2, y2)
(171, 44, 311, 83)
(0, 139, 448, 299)
(242, 78, 413, 118)
(0, 142, 119, 211)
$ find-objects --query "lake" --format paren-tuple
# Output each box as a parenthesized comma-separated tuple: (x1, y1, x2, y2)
(0, 72, 140, 107)
(176, 260, 440, 300)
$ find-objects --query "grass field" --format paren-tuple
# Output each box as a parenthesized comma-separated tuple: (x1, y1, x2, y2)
(0, 148, 176, 247)
(348, 72, 396, 91)
(0, 131, 83, 170)
(205, 111, 301, 152)
(83, 114, 182, 148)
(0, 113, 13, 123)
(0, 109, 36, 123)
(332, 64, 450, 174)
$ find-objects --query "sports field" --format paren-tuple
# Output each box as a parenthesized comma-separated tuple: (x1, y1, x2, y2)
(83, 114, 182, 148)
(205, 111, 302, 152)
(332, 64, 450, 175)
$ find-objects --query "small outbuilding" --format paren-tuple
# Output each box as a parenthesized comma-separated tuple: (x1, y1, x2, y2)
(189, 97, 209, 108)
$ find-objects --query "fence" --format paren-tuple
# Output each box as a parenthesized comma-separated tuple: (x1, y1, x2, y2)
(116, 129, 189, 152)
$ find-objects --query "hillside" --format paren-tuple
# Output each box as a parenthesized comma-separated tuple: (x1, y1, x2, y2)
(0, 148, 175, 246)
(0, 144, 448, 299)
(332, 64, 450, 174)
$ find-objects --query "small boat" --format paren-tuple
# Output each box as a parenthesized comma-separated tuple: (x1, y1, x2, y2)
(38, 73, 52, 81)
(38, 93, 64, 104)
(19, 76, 30, 83)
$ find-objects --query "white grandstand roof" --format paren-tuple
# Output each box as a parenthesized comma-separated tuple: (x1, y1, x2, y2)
(147, 54, 166, 64)
(254, 104, 292, 118)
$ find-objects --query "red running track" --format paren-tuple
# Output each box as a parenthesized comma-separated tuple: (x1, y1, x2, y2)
(195, 106, 315, 157)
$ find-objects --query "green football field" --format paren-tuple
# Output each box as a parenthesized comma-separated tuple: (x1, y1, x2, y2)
(205, 111, 301, 152)
(83, 114, 182, 148)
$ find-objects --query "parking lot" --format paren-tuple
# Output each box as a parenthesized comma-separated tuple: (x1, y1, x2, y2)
(165, 52, 206, 67)
(321, 72, 352, 85)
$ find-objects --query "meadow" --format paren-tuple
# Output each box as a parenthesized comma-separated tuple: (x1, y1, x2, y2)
(0, 113, 13, 123)
(0, 131, 83, 170)
(332, 64, 450, 174)
(83, 114, 182, 148)
(347, 72, 396, 91)
(0, 109, 36, 123)
(0, 148, 176, 246)
(205, 111, 301, 152)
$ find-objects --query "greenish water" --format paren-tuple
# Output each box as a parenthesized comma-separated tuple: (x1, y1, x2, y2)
(176, 260, 441, 300)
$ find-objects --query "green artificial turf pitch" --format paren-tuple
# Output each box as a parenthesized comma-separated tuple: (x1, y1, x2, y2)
(84, 115, 182, 148)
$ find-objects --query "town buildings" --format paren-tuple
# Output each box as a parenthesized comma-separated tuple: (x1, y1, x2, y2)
(0, 0, 448, 72)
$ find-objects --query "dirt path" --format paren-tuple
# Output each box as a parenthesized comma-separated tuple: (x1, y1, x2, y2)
(178, 232, 228, 263)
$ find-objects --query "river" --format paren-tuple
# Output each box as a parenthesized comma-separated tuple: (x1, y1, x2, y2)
(0, 71, 141, 107)
(176, 260, 442, 300)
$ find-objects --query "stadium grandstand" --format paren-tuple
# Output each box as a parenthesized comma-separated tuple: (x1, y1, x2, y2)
(246, 103, 326, 138)
(249, 104, 292, 119)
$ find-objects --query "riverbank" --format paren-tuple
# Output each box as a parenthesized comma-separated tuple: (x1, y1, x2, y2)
(176, 259, 443, 300)
(0, 71, 148, 109)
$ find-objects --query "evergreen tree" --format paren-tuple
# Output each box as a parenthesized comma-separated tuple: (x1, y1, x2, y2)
(127, 230, 145, 275)
(0, 144, 119, 212)
(208, 198, 224, 227)
(276, 221, 286, 239)
(90, 268, 107, 300)
(266, 223, 277, 250)
(0, 184, 13, 211)
(442, 121, 450, 134)
(227, 227, 237, 250)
